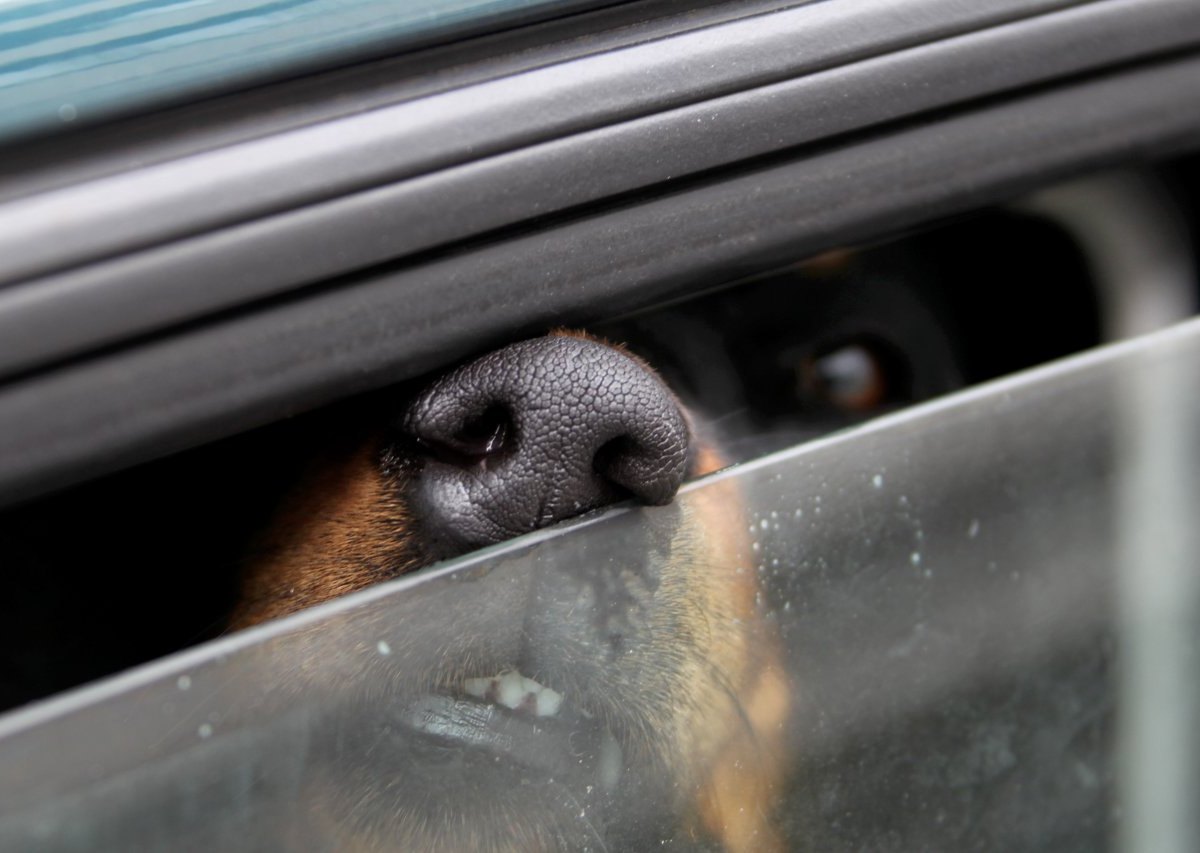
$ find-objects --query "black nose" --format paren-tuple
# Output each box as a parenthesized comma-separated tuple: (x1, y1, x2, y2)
(403, 335, 690, 555)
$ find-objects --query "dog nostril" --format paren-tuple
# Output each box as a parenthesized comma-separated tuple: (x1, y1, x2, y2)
(593, 435, 651, 502)
(423, 405, 513, 467)
(460, 406, 511, 455)
(593, 436, 632, 485)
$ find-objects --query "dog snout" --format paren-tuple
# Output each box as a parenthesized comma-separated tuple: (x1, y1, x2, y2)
(403, 334, 690, 555)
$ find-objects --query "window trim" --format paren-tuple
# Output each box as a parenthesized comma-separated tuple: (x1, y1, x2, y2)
(0, 51, 1197, 507)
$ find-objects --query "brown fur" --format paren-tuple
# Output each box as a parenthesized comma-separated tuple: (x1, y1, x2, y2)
(230, 433, 419, 628)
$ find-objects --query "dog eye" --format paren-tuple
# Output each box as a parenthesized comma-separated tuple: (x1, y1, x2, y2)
(795, 336, 912, 413)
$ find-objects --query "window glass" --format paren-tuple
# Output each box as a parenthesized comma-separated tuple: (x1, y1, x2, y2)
(2, 316, 1198, 849)
(0, 0, 615, 142)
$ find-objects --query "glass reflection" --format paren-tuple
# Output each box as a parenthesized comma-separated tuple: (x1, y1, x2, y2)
(2, 319, 1200, 850)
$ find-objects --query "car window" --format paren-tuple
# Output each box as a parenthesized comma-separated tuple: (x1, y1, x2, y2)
(1, 313, 1197, 850)
(0, 0, 1197, 839)
(0, 186, 1126, 714)
(0, 0, 620, 143)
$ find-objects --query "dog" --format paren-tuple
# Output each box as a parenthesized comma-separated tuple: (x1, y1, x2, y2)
(226, 329, 792, 852)
(190, 250, 985, 850)
(1, 230, 1093, 848)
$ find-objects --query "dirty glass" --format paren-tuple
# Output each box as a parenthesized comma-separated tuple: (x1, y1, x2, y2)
(1, 317, 1199, 851)
(0, 0, 613, 142)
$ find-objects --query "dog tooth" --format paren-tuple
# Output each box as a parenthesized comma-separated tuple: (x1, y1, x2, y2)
(460, 670, 565, 716)
(534, 686, 563, 717)
(496, 671, 527, 709)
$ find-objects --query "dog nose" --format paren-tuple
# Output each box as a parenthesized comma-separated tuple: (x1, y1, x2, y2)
(403, 334, 690, 555)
